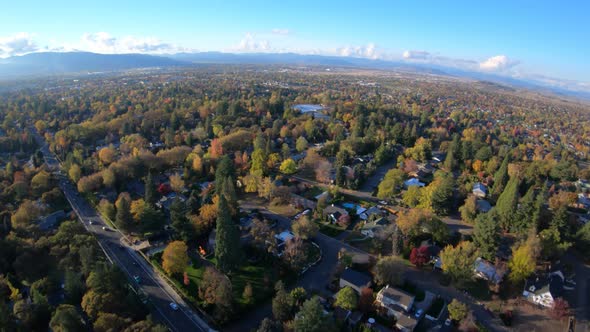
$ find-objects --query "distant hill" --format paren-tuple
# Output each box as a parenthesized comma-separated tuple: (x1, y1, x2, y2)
(0, 52, 186, 77)
(1, 51, 588, 100)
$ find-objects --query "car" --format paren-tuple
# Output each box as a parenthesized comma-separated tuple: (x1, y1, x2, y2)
(444, 318, 452, 326)
(169, 302, 179, 311)
(89, 221, 94, 225)
(415, 308, 424, 318)
(102, 226, 107, 230)
(133, 275, 141, 283)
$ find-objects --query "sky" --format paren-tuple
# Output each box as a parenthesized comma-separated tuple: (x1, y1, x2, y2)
(0, 0, 588, 89)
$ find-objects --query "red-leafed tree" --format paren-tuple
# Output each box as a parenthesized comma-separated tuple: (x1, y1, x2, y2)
(409, 246, 430, 267)
(209, 138, 223, 160)
(358, 287, 374, 314)
(183, 272, 190, 286)
(550, 298, 570, 320)
(157, 183, 171, 195)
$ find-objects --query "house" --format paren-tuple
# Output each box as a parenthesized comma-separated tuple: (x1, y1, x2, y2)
(339, 268, 372, 294)
(274, 231, 295, 257)
(376, 285, 415, 317)
(472, 183, 487, 198)
(323, 205, 349, 223)
(522, 271, 572, 308)
(361, 217, 389, 238)
(577, 193, 590, 209)
(156, 193, 187, 211)
(476, 199, 492, 213)
(404, 178, 425, 189)
(360, 206, 383, 220)
(396, 314, 418, 332)
(474, 257, 506, 285)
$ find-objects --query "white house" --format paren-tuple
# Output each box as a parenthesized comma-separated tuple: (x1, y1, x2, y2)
(522, 271, 571, 308)
(472, 183, 487, 198)
(375, 285, 415, 317)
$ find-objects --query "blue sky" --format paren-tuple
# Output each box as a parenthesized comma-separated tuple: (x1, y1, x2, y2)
(0, 0, 588, 87)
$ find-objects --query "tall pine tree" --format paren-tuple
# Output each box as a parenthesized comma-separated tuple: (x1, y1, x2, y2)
(215, 195, 240, 273)
(495, 176, 520, 231)
(144, 172, 156, 205)
(514, 186, 537, 234)
(473, 211, 500, 260)
(492, 156, 509, 199)
(115, 195, 133, 231)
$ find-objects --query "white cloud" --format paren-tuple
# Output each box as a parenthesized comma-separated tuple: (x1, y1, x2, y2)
(337, 43, 378, 59)
(80, 32, 179, 54)
(402, 50, 431, 60)
(235, 33, 271, 52)
(479, 55, 519, 71)
(0, 32, 38, 57)
(271, 29, 290, 35)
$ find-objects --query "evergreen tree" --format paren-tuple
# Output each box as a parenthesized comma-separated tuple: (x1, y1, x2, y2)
(272, 281, 293, 322)
(514, 186, 537, 234)
(170, 198, 195, 242)
(294, 297, 336, 332)
(215, 195, 240, 273)
(531, 183, 548, 231)
(391, 225, 403, 256)
(215, 155, 236, 191)
(444, 134, 461, 171)
(115, 195, 133, 231)
(496, 176, 520, 230)
(473, 211, 500, 261)
(492, 156, 509, 199)
(144, 172, 156, 205)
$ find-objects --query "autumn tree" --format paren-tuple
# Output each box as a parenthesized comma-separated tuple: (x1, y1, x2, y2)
(279, 158, 297, 175)
(550, 298, 570, 320)
(272, 281, 293, 322)
(440, 241, 479, 285)
(198, 266, 233, 321)
(215, 195, 241, 273)
(358, 287, 374, 313)
(448, 299, 468, 322)
(508, 234, 540, 283)
(169, 173, 185, 193)
(296, 136, 308, 152)
(374, 256, 406, 286)
(292, 215, 319, 240)
(162, 241, 189, 276)
(410, 246, 430, 267)
(98, 147, 116, 165)
(459, 195, 478, 224)
(377, 168, 406, 199)
(50, 304, 85, 332)
(334, 286, 358, 311)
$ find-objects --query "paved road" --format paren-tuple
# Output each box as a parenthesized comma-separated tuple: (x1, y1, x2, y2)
(358, 158, 398, 194)
(34, 131, 213, 332)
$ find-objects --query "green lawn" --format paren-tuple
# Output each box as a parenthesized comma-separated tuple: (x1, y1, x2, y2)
(317, 221, 345, 237)
(150, 252, 277, 312)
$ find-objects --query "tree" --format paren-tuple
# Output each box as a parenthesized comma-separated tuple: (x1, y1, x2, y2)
(374, 256, 407, 286)
(169, 173, 185, 193)
(144, 172, 156, 205)
(94, 313, 131, 332)
(294, 297, 336, 332)
(410, 246, 430, 267)
(115, 193, 133, 231)
(472, 211, 500, 261)
(98, 199, 116, 221)
(279, 158, 297, 174)
(272, 281, 293, 322)
(459, 195, 478, 224)
(242, 282, 254, 304)
(296, 136, 308, 152)
(508, 235, 540, 283)
(514, 186, 537, 234)
(283, 237, 308, 271)
(257, 318, 282, 332)
(162, 241, 189, 276)
(291, 215, 319, 240)
(98, 147, 116, 165)
(334, 286, 358, 311)
(440, 241, 479, 285)
(402, 186, 422, 207)
(447, 299, 468, 322)
(50, 304, 85, 332)
(492, 156, 509, 198)
(358, 287, 374, 313)
(198, 266, 233, 316)
(550, 298, 570, 320)
(170, 198, 195, 242)
(377, 168, 406, 199)
(250, 149, 267, 177)
(495, 176, 520, 230)
(215, 195, 241, 273)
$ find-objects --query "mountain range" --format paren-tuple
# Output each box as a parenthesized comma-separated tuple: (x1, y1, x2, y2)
(1, 51, 588, 101)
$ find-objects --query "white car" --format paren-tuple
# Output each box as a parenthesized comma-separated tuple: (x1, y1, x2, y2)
(169, 302, 179, 311)
(445, 318, 452, 326)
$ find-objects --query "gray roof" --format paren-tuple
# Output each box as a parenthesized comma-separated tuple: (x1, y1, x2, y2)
(340, 268, 372, 288)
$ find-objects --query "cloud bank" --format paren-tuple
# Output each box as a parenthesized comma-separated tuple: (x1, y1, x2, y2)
(0, 33, 39, 57)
